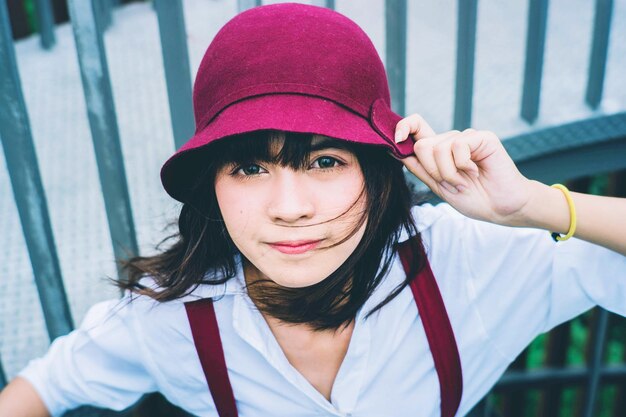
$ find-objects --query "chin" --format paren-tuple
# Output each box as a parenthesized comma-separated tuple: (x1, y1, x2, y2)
(261, 266, 331, 289)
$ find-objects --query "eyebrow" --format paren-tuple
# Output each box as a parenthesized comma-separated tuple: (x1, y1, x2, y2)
(309, 137, 352, 152)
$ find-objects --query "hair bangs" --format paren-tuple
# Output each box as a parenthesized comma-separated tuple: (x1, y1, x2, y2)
(212, 130, 357, 173)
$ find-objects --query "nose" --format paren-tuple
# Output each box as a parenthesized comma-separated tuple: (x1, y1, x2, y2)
(267, 168, 315, 224)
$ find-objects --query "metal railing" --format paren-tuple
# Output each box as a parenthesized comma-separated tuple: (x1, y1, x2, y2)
(1, 0, 625, 416)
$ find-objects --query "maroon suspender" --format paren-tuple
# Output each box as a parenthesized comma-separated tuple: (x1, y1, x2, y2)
(397, 238, 463, 417)
(185, 299, 239, 417)
(185, 236, 462, 417)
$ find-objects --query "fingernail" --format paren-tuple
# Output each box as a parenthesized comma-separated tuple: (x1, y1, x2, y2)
(440, 181, 458, 194)
(395, 132, 404, 143)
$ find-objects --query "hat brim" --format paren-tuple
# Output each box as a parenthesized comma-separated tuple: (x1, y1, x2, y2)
(160, 93, 414, 203)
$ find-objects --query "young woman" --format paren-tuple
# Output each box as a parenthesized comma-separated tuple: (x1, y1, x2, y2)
(1, 3, 625, 417)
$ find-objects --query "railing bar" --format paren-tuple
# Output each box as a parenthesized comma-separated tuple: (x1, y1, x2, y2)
(95, 0, 112, 33)
(582, 286, 611, 416)
(105, 0, 114, 26)
(237, 0, 262, 13)
(105, 0, 113, 26)
(539, 312, 571, 415)
(495, 364, 626, 390)
(0, 356, 7, 390)
(484, 397, 498, 417)
(453, 0, 478, 130)
(612, 318, 626, 417)
(311, 0, 335, 9)
(66, 0, 139, 282)
(93, 0, 104, 35)
(585, 0, 613, 109)
(609, 174, 626, 417)
(520, 0, 549, 123)
(385, 0, 407, 116)
(0, 0, 74, 339)
(33, 0, 56, 49)
(502, 350, 528, 417)
(153, 0, 195, 150)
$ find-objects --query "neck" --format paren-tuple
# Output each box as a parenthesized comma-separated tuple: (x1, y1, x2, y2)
(243, 258, 354, 334)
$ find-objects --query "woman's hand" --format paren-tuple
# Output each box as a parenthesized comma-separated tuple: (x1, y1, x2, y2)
(396, 114, 626, 255)
(395, 114, 533, 224)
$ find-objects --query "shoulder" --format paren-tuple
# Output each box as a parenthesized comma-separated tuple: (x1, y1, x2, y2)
(115, 275, 240, 397)
(397, 203, 472, 262)
(398, 202, 468, 241)
(122, 270, 240, 330)
(410, 202, 465, 232)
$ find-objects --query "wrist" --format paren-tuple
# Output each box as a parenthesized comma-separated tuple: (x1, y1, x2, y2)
(504, 180, 571, 233)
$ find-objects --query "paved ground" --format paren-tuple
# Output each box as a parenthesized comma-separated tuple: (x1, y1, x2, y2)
(1, 0, 625, 379)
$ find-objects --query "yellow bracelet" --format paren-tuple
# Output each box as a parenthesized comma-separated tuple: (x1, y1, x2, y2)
(550, 184, 577, 242)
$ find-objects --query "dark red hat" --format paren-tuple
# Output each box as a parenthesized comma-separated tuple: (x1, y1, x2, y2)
(160, 2, 414, 203)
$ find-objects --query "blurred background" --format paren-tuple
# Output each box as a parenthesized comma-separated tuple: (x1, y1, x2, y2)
(1, 0, 625, 416)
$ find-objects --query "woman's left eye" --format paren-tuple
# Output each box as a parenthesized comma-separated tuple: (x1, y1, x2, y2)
(311, 156, 343, 169)
(230, 163, 266, 177)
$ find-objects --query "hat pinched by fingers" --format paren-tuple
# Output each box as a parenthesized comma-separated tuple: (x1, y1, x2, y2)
(160, 2, 414, 203)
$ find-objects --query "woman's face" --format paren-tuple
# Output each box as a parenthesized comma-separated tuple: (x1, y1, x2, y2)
(214, 135, 367, 288)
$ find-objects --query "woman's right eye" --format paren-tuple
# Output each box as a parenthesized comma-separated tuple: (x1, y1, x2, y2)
(234, 163, 265, 176)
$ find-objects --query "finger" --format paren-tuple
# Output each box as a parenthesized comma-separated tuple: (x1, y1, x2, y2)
(464, 129, 504, 157)
(412, 131, 458, 183)
(395, 113, 437, 143)
(401, 156, 438, 191)
(452, 129, 503, 172)
(433, 134, 473, 187)
(451, 135, 480, 179)
(402, 156, 460, 196)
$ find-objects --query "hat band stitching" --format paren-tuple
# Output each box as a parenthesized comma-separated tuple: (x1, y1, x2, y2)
(197, 82, 375, 132)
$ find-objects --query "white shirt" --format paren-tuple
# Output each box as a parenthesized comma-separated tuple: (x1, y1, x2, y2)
(18, 203, 626, 417)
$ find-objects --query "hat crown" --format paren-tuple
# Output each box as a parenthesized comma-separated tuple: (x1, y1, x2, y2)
(192, 3, 391, 132)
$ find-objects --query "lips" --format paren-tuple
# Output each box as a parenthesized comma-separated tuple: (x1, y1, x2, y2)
(267, 239, 323, 255)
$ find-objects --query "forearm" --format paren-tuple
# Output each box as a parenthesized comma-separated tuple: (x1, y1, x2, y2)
(0, 377, 50, 417)
(506, 180, 626, 256)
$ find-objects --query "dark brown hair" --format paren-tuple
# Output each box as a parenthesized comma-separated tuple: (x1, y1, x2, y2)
(114, 130, 427, 331)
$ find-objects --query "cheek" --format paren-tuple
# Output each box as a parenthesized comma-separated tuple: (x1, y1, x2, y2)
(318, 172, 366, 221)
(214, 179, 258, 240)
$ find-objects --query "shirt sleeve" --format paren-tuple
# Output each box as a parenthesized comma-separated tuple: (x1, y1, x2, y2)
(17, 295, 158, 417)
(458, 208, 626, 361)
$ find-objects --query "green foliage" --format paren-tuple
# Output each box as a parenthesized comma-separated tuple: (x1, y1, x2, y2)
(23, 0, 38, 33)
(526, 333, 546, 369)
(589, 173, 609, 196)
(560, 388, 576, 417)
(568, 315, 588, 365)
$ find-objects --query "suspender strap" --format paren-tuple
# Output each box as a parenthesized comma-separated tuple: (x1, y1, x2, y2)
(186, 235, 461, 417)
(397, 237, 463, 417)
(185, 298, 239, 417)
